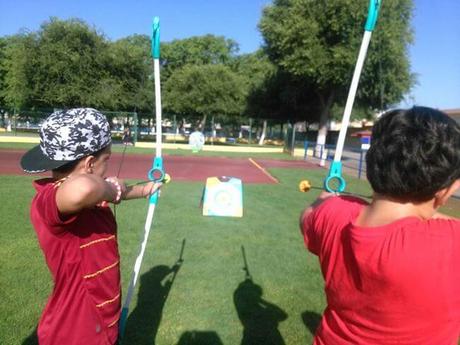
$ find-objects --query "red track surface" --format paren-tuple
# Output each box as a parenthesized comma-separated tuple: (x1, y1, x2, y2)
(0, 149, 320, 184)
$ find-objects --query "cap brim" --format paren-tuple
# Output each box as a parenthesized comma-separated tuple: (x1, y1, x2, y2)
(20, 145, 73, 173)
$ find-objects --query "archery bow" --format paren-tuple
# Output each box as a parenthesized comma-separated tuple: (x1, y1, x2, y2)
(119, 16, 165, 340)
(324, 0, 381, 193)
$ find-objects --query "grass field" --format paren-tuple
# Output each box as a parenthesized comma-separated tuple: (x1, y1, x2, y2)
(0, 149, 458, 345)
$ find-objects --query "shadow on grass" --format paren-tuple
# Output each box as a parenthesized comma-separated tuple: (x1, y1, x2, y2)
(301, 310, 322, 338)
(21, 328, 38, 345)
(176, 330, 224, 345)
(123, 239, 185, 345)
(233, 246, 288, 345)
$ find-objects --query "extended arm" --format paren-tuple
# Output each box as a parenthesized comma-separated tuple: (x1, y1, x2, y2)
(299, 191, 335, 232)
(56, 174, 161, 215)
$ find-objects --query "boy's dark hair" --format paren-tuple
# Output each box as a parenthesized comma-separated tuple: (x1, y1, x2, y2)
(52, 146, 108, 174)
(366, 106, 460, 202)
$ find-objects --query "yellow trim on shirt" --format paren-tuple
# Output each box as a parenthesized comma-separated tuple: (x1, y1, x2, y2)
(83, 260, 119, 279)
(96, 293, 120, 308)
(107, 317, 119, 328)
(80, 235, 116, 249)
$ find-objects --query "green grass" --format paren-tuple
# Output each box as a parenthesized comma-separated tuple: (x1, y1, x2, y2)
(1, 168, 457, 344)
(0, 169, 331, 344)
(0, 141, 296, 160)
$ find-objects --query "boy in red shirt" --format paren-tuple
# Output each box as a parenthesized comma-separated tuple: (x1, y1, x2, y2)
(300, 106, 460, 344)
(21, 108, 161, 345)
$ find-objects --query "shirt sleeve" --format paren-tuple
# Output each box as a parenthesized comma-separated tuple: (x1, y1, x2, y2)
(301, 196, 368, 256)
(301, 197, 333, 255)
(34, 184, 78, 233)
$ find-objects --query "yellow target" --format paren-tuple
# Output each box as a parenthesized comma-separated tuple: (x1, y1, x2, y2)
(202, 176, 243, 217)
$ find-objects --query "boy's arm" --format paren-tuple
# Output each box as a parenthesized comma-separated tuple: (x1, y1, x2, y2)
(56, 175, 161, 215)
(56, 174, 121, 215)
(123, 182, 162, 201)
(299, 191, 335, 232)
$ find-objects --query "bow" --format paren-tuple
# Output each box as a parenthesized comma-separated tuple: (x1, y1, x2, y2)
(119, 16, 165, 340)
(324, 0, 381, 193)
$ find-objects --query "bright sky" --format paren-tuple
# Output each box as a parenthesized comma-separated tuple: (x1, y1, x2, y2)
(0, 0, 459, 110)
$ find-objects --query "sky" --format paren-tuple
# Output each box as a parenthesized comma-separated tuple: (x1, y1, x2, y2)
(0, 0, 459, 110)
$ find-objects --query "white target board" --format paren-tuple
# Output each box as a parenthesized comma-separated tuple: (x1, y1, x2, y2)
(202, 176, 243, 217)
(189, 131, 205, 152)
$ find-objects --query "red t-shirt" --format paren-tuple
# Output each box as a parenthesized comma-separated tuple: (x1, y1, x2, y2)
(302, 196, 460, 345)
(31, 178, 121, 345)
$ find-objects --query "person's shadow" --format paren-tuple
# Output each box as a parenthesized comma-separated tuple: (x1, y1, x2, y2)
(301, 310, 322, 338)
(234, 246, 288, 345)
(176, 330, 223, 345)
(123, 239, 185, 345)
(21, 328, 38, 345)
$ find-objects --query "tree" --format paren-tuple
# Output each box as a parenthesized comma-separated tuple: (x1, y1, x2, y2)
(99, 35, 153, 112)
(259, 0, 414, 147)
(0, 37, 7, 108)
(232, 50, 277, 144)
(163, 64, 246, 130)
(1, 32, 37, 110)
(1, 18, 157, 113)
(161, 35, 239, 80)
(236, 50, 322, 145)
(29, 17, 110, 108)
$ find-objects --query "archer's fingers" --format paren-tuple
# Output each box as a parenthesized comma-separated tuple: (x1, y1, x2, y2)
(143, 182, 162, 198)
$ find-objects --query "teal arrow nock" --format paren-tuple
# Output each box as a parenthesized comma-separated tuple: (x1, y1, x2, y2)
(152, 16, 160, 59)
(364, 0, 381, 31)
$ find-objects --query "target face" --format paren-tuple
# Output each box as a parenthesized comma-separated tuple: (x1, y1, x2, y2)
(189, 131, 205, 152)
(202, 177, 243, 217)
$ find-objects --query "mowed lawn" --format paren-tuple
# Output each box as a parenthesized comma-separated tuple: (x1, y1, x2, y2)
(0, 162, 457, 345)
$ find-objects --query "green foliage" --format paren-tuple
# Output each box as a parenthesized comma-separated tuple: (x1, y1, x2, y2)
(1, 33, 37, 109)
(0, 37, 7, 107)
(163, 64, 246, 118)
(0, 19, 155, 112)
(247, 67, 322, 123)
(259, 0, 415, 120)
(30, 17, 109, 108)
(161, 35, 239, 80)
(0, 3, 414, 128)
(99, 35, 153, 112)
(231, 50, 276, 91)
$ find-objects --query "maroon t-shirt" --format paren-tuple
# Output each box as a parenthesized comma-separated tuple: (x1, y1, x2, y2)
(302, 196, 460, 344)
(31, 178, 121, 345)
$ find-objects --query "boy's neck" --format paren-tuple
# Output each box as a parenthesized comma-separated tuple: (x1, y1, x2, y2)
(52, 171, 69, 181)
(355, 193, 436, 227)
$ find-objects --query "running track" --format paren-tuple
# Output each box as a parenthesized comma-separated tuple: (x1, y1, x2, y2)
(0, 149, 320, 184)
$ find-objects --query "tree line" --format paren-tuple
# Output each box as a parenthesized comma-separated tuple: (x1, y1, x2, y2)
(0, 0, 414, 144)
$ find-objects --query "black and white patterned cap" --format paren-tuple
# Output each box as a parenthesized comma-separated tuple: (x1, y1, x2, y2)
(20, 108, 112, 173)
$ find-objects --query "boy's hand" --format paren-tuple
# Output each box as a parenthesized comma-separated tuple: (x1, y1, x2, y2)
(121, 181, 162, 200)
(141, 182, 162, 198)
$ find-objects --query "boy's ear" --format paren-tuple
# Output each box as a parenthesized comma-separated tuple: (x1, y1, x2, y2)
(83, 155, 95, 173)
(434, 179, 460, 207)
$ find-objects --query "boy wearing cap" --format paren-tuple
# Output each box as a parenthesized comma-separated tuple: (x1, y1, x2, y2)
(21, 108, 161, 345)
(300, 106, 460, 344)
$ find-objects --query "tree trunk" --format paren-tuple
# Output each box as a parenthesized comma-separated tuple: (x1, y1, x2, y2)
(199, 114, 207, 132)
(315, 92, 335, 166)
(258, 120, 267, 145)
(290, 122, 296, 155)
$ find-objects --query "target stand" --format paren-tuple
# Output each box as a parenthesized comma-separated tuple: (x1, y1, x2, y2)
(202, 176, 243, 217)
